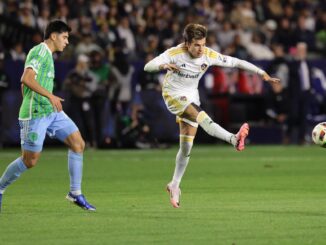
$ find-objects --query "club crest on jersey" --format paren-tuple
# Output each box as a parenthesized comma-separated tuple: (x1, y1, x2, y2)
(201, 63, 208, 71)
(180, 96, 187, 101)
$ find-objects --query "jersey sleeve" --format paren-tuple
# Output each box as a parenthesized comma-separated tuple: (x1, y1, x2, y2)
(144, 50, 172, 72)
(208, 49, 265, 75)
(24, 49, 42, 74)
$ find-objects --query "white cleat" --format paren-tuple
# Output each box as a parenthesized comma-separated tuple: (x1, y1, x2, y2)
(166, 183, 181, 208)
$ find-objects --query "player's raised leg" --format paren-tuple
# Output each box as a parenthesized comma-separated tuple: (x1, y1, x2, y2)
(182, 104, 249, 150)
(64, 130, 96, 211)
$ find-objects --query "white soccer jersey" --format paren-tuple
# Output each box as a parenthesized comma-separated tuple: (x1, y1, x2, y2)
(145, 44, 265, 94)
(144, 44, 265, 117)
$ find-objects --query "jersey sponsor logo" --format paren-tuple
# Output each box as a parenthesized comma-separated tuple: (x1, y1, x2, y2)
(201, 63, 208, 71)
(173, 71, 200, 79)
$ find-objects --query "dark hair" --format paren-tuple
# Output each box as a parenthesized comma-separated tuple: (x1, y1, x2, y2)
(44, 20, 71, 39)
(183, 23, 207, 43)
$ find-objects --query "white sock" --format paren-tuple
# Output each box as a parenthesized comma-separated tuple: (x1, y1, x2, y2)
(70, 190, 82, 196)
(196, 111, 236, 145)
(171, 135, 194, 188)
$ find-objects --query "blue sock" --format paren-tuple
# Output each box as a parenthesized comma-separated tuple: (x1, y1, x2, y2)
(0, 157, 28, 194)
(68, 150, 83, 195)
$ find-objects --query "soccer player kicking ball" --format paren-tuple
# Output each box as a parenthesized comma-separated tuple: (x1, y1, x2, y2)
(0, 20, 95, 212)
(144, 23, 280, 208)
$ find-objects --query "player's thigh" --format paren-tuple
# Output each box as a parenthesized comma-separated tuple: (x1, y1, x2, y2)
(181, 103, 201, 121)
(163, 91, 199, 118)
(179, 121, 197, 136)
(19, 118, 50, 153)
(47, 111, 79, 142)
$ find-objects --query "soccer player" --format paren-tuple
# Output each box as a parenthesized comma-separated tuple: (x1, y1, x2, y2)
(144, 23, 280, 208)
(0, 20, 95, 212)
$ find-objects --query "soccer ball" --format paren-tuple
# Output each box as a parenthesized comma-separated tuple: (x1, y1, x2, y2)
(312, 122, 326, 147)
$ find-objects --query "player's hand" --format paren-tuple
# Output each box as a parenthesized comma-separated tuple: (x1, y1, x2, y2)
(262, 72, 280, 84)
(160, 63, 180, 72)
(48, 94, 64, 112)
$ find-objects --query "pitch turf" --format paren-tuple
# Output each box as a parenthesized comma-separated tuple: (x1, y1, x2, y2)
(1, 145, 326, 244)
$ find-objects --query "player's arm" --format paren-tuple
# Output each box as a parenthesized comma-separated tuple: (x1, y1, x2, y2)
(144, 52, 179, 72)
(21, 68, 64, 112)
(233, 58, 280, 84)
(213, 53, 280, 84)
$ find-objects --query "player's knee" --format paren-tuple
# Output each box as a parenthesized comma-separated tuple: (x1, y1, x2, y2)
(70, 138, 85, 153)
(22, 155, 39, 168)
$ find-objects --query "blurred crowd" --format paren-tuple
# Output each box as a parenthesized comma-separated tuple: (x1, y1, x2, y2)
(0, 0, 326, 146)
(0, 0, 325, 60)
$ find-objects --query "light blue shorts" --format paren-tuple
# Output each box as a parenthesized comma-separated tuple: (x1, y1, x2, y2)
(19, 111, 79, 152)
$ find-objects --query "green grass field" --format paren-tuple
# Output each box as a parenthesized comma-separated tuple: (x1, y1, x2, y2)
(1, 145, 326, 245)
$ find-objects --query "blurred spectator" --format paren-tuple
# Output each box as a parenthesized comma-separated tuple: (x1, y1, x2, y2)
(263, 19, 277, 46)
(18, 1, 37, 28)
(63, 54, 98, 147)
(217, 21, 235, 51)
(265, 81, 289, 144)
(293, 15, 316, 51)
(224, 34, 249, 60)
(288, 42, 313, 144)
(107, 5, 118, 27)
(246, 32, 274, 60)
(252, 0, 266, 23)
(110, 52, 135, 116)
(90, 0, 109, 20)
(272, 18, 295, 52)
(97, 22, 119, 51)
(137, 53, 165, 130)
(7, 43, 26, 61)
(36, 8, 50, 31)
(0, 1, 4, 15)
(75, 33, 102, 56)
(116, 16, 136, 56)
(68, 0, 91, 19)
(266, 0, 283, 19)
(267, 44, 290, 88)
(115, 101, 160, 149)
(89, 50, 111, 147)
(230, 1, 257, 30)
(206, 31, 220, 52)
(55, 3, 69, 23)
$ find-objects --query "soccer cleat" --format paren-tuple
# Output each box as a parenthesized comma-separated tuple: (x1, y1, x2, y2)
(0, 194, 2, 213)
(235, 123, 249, 151)
(66, 192, 96, 211)
(166, 183, 181, 208)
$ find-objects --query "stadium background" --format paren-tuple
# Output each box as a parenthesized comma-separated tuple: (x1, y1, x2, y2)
(0, 0, 325, 148)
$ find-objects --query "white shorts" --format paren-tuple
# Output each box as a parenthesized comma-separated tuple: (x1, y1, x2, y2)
(162, 90, 200, 127)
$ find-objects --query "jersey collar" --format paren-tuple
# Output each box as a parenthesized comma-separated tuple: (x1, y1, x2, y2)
(42, 42, 53, 55)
